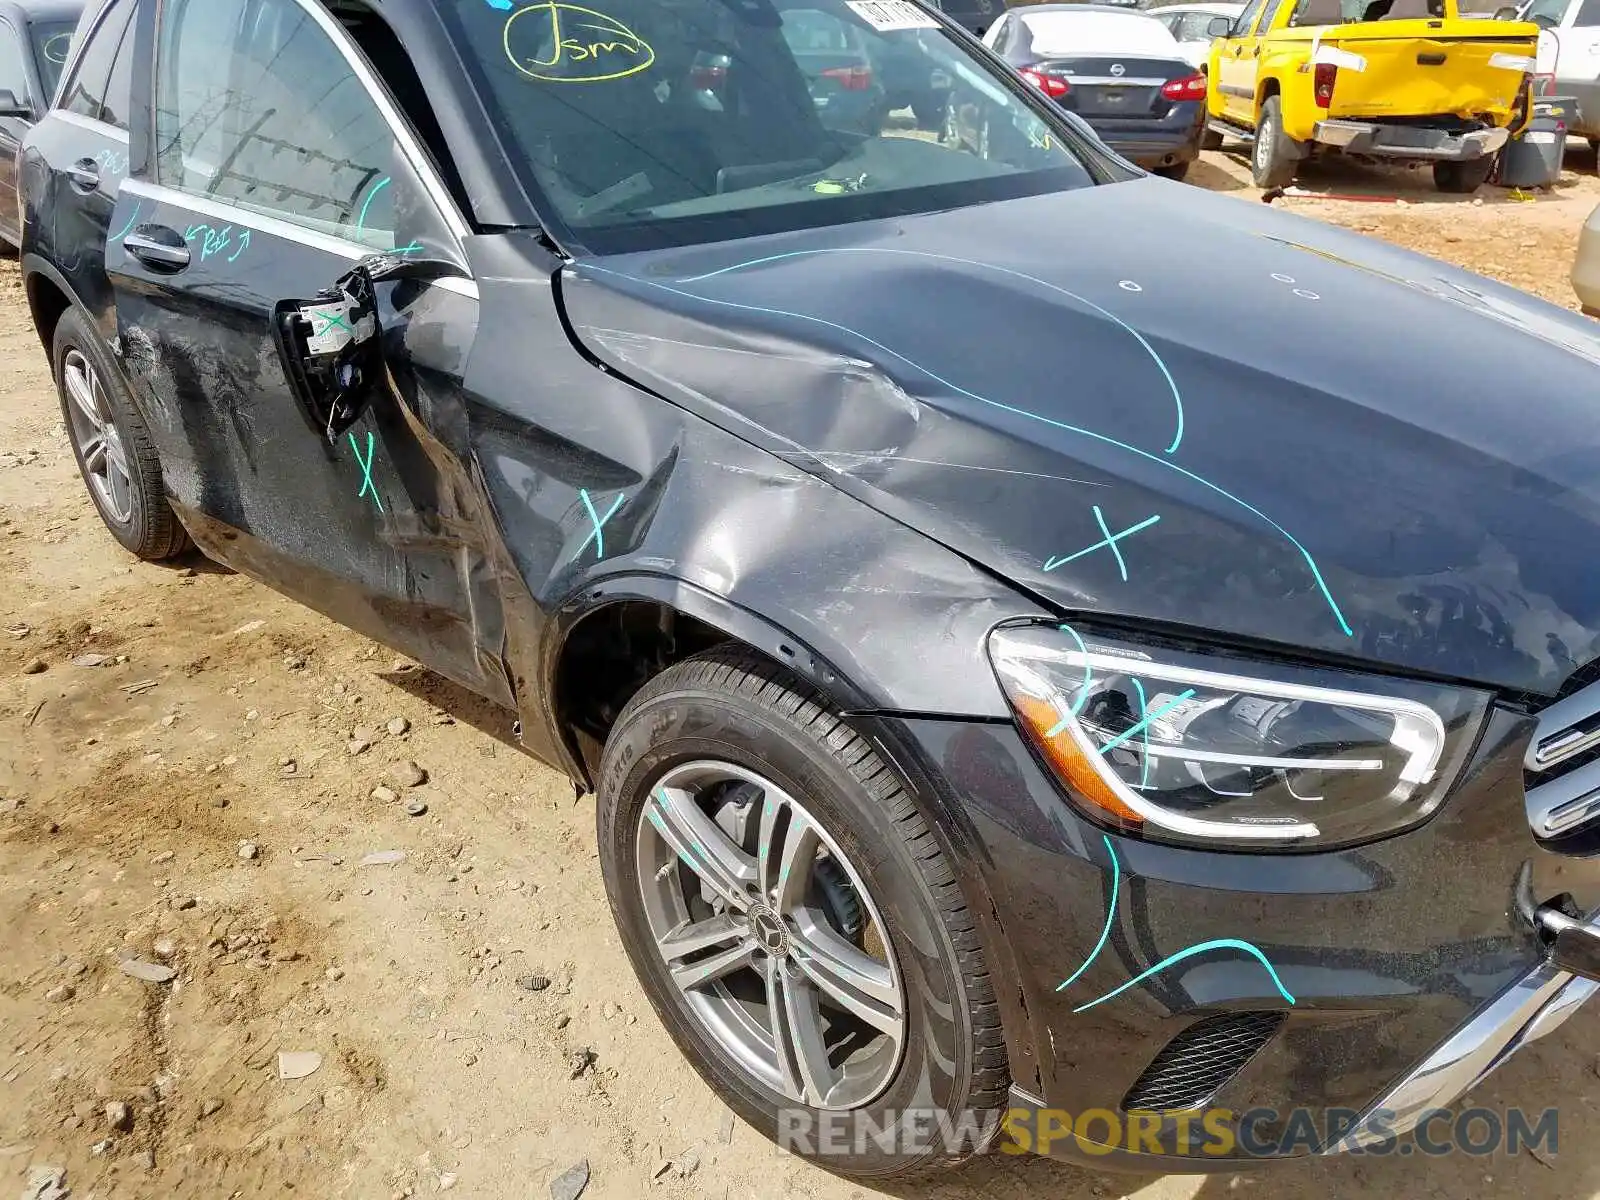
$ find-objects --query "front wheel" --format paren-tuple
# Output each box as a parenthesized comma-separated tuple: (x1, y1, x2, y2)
(1251, 95, 1298, 189)
(597, 647, 1009, 1180)
(1433, 156, 1495, 193)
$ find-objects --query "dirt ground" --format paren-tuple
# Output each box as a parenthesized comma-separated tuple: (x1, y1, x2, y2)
(4, 148, 1600, 1200)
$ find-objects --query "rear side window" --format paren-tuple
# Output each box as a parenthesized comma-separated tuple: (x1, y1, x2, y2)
(153, 0, 456, 257)
(63, 0, 134, 123)
(1574, 0, 1600, 22)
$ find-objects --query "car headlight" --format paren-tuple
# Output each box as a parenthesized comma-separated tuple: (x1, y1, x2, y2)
(988, 623, 1489, 850)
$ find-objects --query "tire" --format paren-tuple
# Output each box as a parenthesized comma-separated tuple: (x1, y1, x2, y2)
(53, 307, 190, 561)
(597, 647, 1008, 1181)
(1156, 160, 1192, 181)
(1251, 95, 1298, 189)
(1433, 157, 1495, 193)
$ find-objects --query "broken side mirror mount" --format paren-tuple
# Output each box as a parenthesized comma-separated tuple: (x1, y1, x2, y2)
(275, 253, 466, 444)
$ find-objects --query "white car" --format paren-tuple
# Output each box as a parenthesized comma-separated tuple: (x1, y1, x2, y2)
(1513, 0, 1600, 146)
(1147, 1, 1245, 70)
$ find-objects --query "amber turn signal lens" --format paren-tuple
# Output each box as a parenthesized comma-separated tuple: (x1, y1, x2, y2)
(1012, 692, 1144, 827)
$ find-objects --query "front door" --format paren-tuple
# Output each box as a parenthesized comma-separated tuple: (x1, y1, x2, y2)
(108, 0, 511, 703)
(1216, 0, 1267, 122)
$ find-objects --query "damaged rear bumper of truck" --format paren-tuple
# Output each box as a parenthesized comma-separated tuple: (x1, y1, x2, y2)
(1312, 119, 1509, 160)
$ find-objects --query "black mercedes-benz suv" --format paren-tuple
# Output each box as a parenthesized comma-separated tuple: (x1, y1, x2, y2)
(19, 0, 1600, 1181)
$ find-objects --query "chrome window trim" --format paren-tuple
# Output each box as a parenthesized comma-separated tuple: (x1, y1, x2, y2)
(118, 177, 479, 300)
(150, 0, 472, 252)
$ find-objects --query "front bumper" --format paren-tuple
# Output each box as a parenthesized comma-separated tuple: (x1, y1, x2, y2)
(1329, 945, 1598, 1152)
(878, 706, 1600, 1167)
(1312, 119, 1509, 161)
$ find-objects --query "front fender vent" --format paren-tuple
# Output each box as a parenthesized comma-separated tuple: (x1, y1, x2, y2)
(1122, 1011, 1286, 1113)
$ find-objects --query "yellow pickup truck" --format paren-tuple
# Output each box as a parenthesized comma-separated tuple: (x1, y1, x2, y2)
(1204, 0, 1540, 191)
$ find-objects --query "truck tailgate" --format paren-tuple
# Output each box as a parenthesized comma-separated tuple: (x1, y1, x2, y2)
(1300, 22, 1537, 121)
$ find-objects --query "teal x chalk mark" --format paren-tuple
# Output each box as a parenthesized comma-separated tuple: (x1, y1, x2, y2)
(317, 310, 355, 337)
(347, 431, 384, 514)
(577, 488, 625, 560)
(1044, 507, 1161, 580)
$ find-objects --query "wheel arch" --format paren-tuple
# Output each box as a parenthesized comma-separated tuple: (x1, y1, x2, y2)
(22, 255, 80, 357)
(546, 574, 874, 789)
(1256, 73, 1282, 113)
(552, 581, 1035, 1090)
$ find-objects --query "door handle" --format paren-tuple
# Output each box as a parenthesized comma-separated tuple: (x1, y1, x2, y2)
(1251, 45, 1260, 56)
(67, 158, 99, 193)
(124, 225, 192, 273)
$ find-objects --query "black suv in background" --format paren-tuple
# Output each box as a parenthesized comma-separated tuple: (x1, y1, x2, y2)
(0, 0, 81, 249)
(20, 0, 1600, 1183)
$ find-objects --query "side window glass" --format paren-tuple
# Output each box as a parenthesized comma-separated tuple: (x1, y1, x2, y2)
(1232, 0, 1268, 34)
(1257, 0, 1291, 30)
(154, 0, 457, 258)
(100, 9, 136, 129)
(1577, 0, 1600, 21)
(0, 21, 27, 106)
(63, 0, 132, 121)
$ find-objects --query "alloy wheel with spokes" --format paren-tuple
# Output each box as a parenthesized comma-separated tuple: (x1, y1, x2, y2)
(636, 760, 906, 1111)
(62, 348, 134, 526)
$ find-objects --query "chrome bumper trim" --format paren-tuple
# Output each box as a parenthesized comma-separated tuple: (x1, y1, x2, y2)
(1311, 120, 1509, 160)
(1325, 933, 1599, 1153)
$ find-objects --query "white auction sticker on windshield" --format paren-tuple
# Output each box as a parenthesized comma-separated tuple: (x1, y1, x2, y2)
(846, 0, 939, 31)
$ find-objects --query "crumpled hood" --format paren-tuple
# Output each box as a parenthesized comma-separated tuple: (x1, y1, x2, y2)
(559, 177, 1600, 696)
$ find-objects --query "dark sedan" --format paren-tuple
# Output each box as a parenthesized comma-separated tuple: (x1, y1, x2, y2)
(972, 3, 1206, 178)
(0, 0, 81, 249)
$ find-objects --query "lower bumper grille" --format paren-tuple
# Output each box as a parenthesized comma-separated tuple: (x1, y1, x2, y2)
(1122, 1011, 1286, 1113)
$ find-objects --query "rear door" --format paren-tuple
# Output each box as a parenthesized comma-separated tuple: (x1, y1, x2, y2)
(27, 0, 137, 336)
(108, 0, 510, 701)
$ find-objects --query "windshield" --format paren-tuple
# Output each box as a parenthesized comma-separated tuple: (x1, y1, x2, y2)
(439, 0, 1099, 254)
(30, 20, 75, 102)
